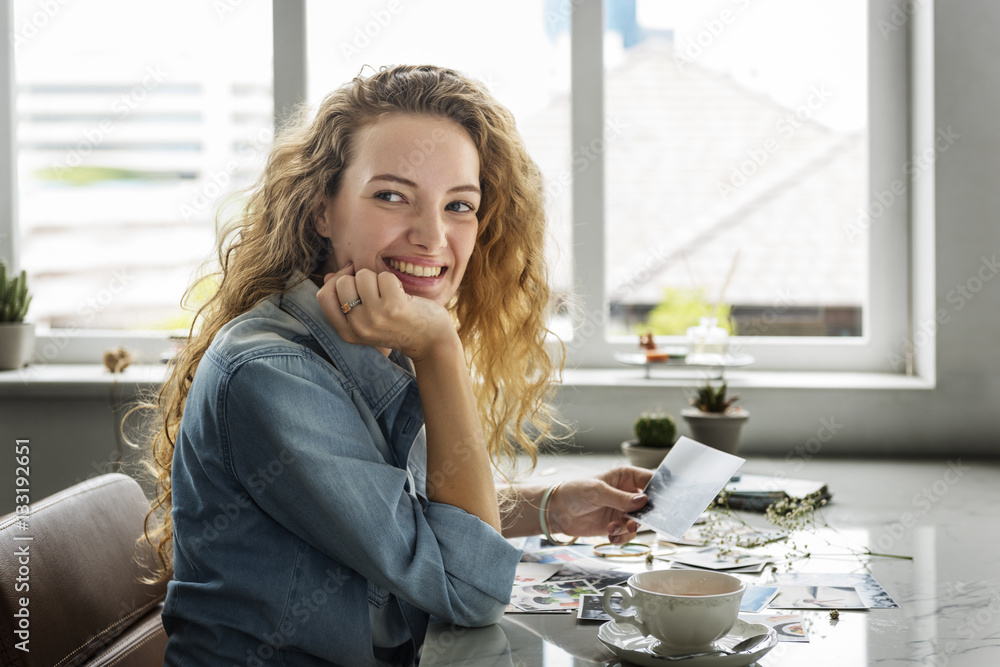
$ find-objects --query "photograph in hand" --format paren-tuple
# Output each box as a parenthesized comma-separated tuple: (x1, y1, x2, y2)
(626, 437, 745, 539)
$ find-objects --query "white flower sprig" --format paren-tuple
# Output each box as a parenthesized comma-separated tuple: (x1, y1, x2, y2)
(699, 491, 911, 567)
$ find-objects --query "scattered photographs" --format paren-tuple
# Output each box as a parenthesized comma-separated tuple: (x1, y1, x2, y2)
(508, 555, 629, 613)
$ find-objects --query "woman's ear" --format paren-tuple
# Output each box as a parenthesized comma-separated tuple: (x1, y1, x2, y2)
(313, 197, 339, 272)
(315, 198, 331, 238)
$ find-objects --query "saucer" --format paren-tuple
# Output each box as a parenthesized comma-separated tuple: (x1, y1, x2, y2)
(598, 618, 777, 666)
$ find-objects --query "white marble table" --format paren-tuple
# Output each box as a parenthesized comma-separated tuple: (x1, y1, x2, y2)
(420, 454, 1000, 666)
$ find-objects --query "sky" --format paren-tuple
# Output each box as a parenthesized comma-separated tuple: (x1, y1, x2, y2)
(308, 0, 866, 131)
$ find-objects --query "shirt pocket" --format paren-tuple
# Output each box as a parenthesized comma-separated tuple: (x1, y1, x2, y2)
(367, 579, 393, 608)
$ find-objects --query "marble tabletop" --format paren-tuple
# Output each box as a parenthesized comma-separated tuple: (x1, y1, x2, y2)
(420, 454, 1000, 666)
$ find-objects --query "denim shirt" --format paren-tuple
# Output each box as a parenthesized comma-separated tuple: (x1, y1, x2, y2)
(162, 276, 521, 666)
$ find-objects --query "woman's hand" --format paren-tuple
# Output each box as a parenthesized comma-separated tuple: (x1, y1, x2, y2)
(545, 466, 653, 543)
(316, 263, 456, 360)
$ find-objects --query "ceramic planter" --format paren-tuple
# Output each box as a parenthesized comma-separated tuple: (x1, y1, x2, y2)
(681, 407, 749, 455)
(621, 440, 672, 468)
(0, 322, 35, 370)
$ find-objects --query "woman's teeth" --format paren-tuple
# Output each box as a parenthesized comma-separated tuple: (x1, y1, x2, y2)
(389, 259, 442, 277)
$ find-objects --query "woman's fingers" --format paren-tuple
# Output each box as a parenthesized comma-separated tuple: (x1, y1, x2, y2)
(352, 268, 383, 307)
(547, 479, 647, 543)
(338, 270, 392, 347)
(335, 273, 363, 314)
(316, 263, 360, 340)
(601, 465, 653, 494)
(317, 265, 452, 355)
(607, 518, 640, 543)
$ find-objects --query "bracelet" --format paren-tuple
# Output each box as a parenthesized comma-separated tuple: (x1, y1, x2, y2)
(539, 482, 578, 546)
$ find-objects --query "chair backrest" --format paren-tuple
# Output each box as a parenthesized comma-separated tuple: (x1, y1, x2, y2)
(0, 473, 168, 666)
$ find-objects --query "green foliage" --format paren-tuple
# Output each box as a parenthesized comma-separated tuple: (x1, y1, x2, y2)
(640, 288, 734, 336)
(0, 263, 31, 323)
(35, 165, 176, 186)
(690, 380, 740, 414)
(137, 274, 220, 331)
(633, 412, 677, 447)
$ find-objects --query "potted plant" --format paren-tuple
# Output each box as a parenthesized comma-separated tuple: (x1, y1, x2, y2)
(681, 379, 748, 455)
(621, 411, 677, 468)
(0, 263, 34, 370)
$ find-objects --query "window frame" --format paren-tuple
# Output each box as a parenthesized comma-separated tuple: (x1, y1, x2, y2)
(1, 0, 923, 377)
(568, 0, 913, 372)
(0, 1, 303, 366)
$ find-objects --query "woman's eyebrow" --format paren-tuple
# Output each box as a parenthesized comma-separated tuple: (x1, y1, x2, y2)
(368, 173, 480, 196)
(369, 173, 417, 188)
(447, 184, 481, 196)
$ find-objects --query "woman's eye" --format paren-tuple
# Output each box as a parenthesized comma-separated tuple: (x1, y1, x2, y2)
(446, 201, 475, 213)
(375, 191, 404, 203)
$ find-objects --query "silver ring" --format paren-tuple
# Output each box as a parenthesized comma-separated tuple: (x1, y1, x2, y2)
(341, 298, 362, 314)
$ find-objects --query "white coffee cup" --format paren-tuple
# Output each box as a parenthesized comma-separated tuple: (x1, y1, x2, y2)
(602, 570, 746, 650)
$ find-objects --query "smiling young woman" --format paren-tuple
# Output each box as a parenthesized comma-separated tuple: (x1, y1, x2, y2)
(143, 65, 651, 666)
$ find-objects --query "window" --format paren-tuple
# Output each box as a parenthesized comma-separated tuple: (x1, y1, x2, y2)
(566, 0, 910, 371)
(604, 0, 867, 339)
(1, 0, 913, 374)
(8, 0, 272, 338)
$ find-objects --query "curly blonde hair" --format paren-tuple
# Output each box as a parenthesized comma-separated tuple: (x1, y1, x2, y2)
(143, 65, 566, 580)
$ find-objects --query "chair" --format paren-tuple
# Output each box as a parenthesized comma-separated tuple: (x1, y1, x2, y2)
(0, 473, 168, 666)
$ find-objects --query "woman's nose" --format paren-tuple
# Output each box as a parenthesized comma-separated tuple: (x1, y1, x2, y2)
(408, 208, 448, 250)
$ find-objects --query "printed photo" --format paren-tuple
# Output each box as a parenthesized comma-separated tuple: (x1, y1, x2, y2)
(769, 585, 867, 610)
(510, 579, 599, 612)
(546, 561, 630, 591)
(740, 613, 809, 643)
(513, 562, 562, 585)
(774, 572, 899, 608)
(520, 545, 592, 564)
(577, 593, 625, 621)
(740, 586, 780, 613)
(627, 437, 744, 539)
(670, 545, 770, 571)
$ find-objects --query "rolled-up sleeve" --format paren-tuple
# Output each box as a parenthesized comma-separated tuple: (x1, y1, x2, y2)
(221, 352, 520, 627)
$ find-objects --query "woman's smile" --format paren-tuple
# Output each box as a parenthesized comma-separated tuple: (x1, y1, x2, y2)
(385, 257, 447, 279)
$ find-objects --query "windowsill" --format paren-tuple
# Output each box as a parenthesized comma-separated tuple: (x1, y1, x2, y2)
(0, 363, 933, 399)
(0, 363, 168, 399)
(560, 367, 934, 390)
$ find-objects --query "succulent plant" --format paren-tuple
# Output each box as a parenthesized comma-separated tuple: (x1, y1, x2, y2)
(0, 263, 32, 323)
(690, 380, 740, 414)
(633, 412, 677, 448)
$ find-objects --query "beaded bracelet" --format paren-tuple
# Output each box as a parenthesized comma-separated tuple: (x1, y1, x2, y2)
(539, 482, 578, 546)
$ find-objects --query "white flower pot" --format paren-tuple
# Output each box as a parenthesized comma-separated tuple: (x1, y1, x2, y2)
(681, 407, 749, 455)
(621, 440, 672, 469)
(0, 322, 35, 370)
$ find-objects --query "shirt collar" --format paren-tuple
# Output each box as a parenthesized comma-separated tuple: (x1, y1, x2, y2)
(277, 274, 415, 418)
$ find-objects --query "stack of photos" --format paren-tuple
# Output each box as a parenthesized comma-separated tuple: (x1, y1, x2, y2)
(507, 553, 630, 613)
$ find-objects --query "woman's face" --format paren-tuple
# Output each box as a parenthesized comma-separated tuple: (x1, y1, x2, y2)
(317, 113, 481, 307)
